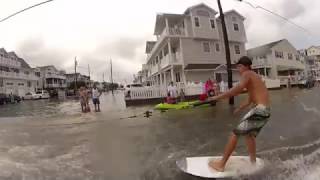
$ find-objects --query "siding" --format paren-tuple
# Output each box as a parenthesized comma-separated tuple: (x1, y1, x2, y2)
(189, 7, 220, 40)
(181, 38, 226, 65)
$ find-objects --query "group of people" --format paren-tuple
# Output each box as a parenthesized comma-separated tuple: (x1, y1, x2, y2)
(165, 79, 229, 104)
(79, 85, 102, 112)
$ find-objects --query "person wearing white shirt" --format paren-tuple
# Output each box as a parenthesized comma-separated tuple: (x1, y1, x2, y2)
(92, 85, 102, 112)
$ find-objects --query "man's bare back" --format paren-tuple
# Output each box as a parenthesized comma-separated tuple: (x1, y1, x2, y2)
(243, 71, 269, 107)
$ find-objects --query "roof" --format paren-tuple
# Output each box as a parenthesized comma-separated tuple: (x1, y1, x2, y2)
(7, 51, 19, 58)
(184, 3, 218, 15)
(18, 58, 31, 68)
(0, 48, 7, 54)
(218, 10, 245, 20)
(247, 39, 285, 57)
(145, 41, 156, 54)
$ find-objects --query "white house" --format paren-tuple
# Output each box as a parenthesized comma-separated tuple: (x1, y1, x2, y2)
(37, 65, 67, 90)
(65, 73, 90, 88)
(0, 48, 39, 97)
(301, 46, 320, 80)
(143, 3, 247, 87)
(247, 39, 305, 85)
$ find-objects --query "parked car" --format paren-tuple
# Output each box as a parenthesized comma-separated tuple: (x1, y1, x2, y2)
(24, 92, 34, 100)
(0, 93, 21, 104)
(0, 93, 8, 105)
(32, 90, 50, 99)
(298, 76, 316, 88)
(124, 83, 143, 97)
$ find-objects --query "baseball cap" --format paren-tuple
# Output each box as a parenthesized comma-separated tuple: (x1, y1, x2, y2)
(236, 56, 252, 67)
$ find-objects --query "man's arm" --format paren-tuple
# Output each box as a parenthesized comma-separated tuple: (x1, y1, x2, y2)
(209, 73, 250, 101)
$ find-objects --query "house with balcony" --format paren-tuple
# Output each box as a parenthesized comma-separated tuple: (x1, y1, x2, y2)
(65, 73, 90, 88)
(37, 66, 67, 90)
(299, 46, 320, 80)
(0, 48, 39, 97)
(143, 3, 247, 87)
(247, 39, 306, 85)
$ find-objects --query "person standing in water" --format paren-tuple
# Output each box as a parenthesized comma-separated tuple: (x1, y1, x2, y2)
(208, 56, 270, 172)
(92, 85, 102, 112)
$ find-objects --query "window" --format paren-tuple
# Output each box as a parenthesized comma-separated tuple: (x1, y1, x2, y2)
(18, 83, 24, 86)
(295, 55, 300, 61)
(6, 82, 13, 85)
(210, 19, 215, 29)
(203, 42, 210, 52)
(194, 17, 200, 27)
(288, 53, 293, 60)
(275, 51, 284, 58)
(215, 43, 220, 52)
(175, 72, 181, 82)
(233, 24, 239, 31)
(234, 45, 240, 54)
(27, 81, 31, 87)
(0, 78, 3, 87)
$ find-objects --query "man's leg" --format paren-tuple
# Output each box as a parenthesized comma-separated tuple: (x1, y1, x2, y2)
(209, 132, 238, 172)
(245, 134, 256, 163)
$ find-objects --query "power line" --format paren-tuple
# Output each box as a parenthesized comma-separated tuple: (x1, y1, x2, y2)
(236, 0, 315, 37)
(0, 0, 55, 23)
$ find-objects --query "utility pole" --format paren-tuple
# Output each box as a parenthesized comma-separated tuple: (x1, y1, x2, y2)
(217, 0, 234, 105)
(110, 59, 114, 94)
(88, 64, 91, 88)
(74, 56, 78, 95)
(102, 73, 105, 91)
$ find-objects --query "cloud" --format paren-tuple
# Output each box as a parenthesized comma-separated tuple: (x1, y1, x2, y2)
(280, 0, 305, 19)
(14, 36, 147, 83)
(15, 37, 72, 69)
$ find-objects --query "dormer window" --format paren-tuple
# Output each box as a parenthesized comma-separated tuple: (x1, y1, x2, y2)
(233, 23, 239, 31)
(194, 17, 200, 27)
(210, 19, 215, 29)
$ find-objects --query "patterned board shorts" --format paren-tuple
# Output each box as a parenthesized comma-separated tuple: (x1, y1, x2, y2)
(233, 104, 271, 137)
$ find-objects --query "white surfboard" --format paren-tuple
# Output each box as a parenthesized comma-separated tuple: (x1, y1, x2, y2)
(176, 156, 264, 178)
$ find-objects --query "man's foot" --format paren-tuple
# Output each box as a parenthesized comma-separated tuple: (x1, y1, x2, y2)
(208, 160, 225, 172)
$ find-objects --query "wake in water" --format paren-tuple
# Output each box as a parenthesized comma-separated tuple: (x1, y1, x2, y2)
(239, 138, 320, 180)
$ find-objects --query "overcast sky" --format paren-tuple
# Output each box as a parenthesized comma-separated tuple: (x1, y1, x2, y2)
(1, 0, 319, 83)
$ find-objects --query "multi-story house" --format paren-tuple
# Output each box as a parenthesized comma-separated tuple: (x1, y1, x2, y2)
(247, 39, 305, 85)
(144, 3, 247, 86)
(37, 66, 67, 90)
(65, 73, 90, 88)
(300, 46, 320, 80)
(0, 48, 39, 97)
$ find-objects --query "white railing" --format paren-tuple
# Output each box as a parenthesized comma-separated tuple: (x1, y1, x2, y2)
(168, 27, 185, 36)
(46, 73, 66, 80)
(126, 78, 281, 100)
(0, 71, 39, 80)
(160, 55, 170, 69)
(46, 83, 67, 88)
(150, 65, 159, 75)
(278, 75, 301, 85)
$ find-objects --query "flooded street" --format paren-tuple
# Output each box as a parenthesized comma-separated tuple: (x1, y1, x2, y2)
(0, 88, 320, 180)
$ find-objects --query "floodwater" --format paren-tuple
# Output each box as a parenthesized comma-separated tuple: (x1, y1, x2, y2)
(0, 88, 320, 180)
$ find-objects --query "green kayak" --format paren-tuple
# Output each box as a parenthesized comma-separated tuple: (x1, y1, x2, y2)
(154, 100, 212, 110)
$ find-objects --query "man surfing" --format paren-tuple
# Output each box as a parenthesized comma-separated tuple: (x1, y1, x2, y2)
(208, 56, 270, 172)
